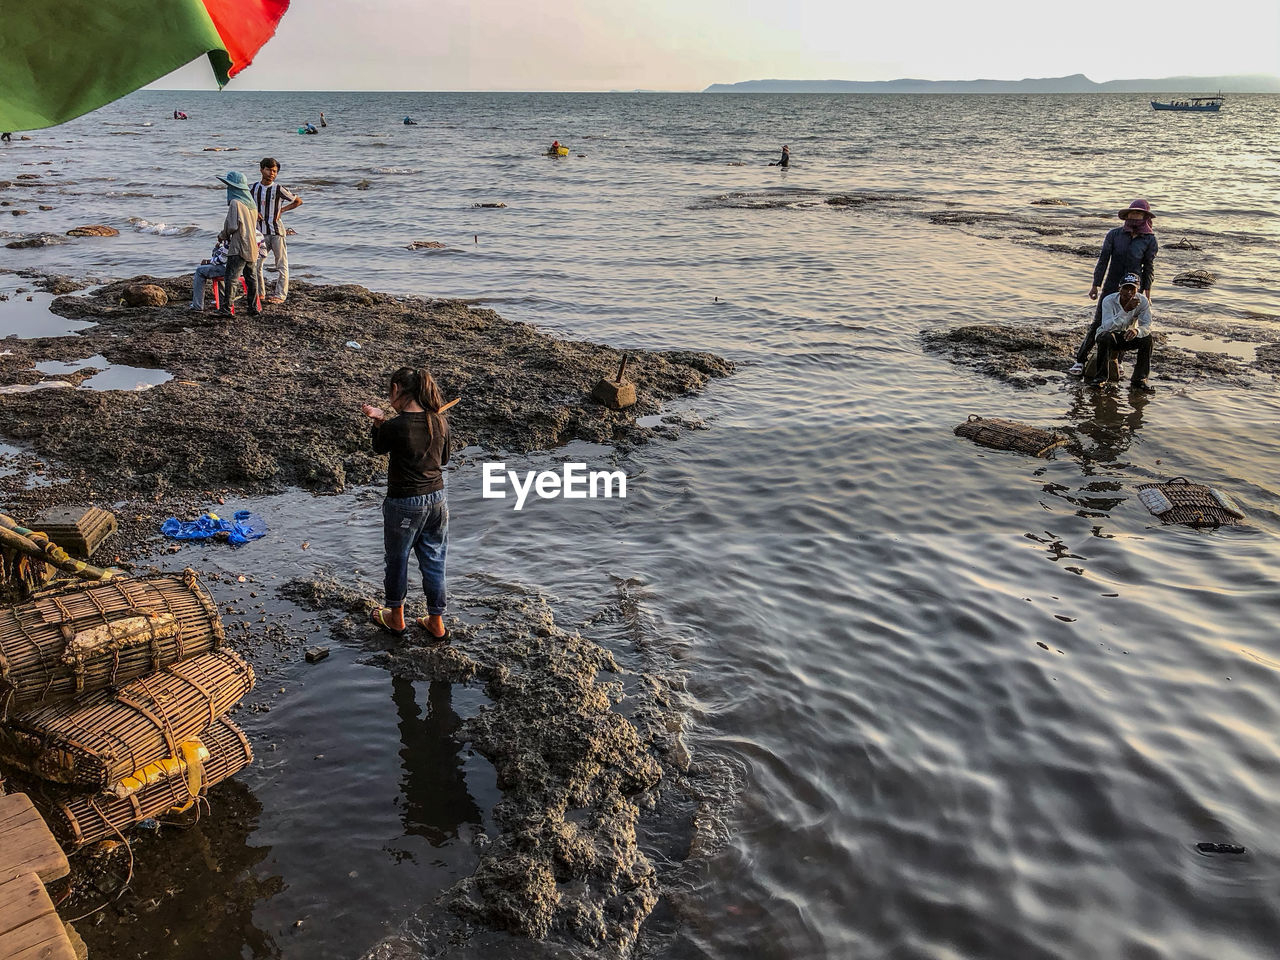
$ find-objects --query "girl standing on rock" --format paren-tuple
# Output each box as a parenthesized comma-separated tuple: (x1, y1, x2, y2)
(362, 367, 451, 640)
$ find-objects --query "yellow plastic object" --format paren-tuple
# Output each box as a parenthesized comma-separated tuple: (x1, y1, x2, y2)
(555, 146, 569, 156)
(111, 741, 210, 800)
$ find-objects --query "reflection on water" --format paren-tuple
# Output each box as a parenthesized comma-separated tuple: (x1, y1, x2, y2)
(1067, 387, 1149, 467)
(393, 678, 482, 844)
(73, 779, 283, 960)
(0, 289, 96, 338)
(7, 90, 1280, 960)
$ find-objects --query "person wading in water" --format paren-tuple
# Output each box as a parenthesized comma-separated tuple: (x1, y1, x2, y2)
(362, 367, 451, 640)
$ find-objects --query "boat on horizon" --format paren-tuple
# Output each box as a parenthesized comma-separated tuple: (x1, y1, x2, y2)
(1151, 94, 1224, 112)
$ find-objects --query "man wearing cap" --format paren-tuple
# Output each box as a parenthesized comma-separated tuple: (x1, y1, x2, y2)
(1068, 199, 1159, 376)
(215, 171, 261, 317)
(1089, 273, 1154, 391)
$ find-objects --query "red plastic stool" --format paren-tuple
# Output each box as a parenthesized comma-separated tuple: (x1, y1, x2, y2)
(211, 276, 261, 313)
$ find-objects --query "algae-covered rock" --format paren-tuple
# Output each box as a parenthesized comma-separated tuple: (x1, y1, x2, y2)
(122, 283, 167, 307)
(67, 225, 120, 237)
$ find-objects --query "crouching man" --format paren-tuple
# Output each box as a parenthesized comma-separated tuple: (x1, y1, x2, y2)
(1090, 272, 1154, 393)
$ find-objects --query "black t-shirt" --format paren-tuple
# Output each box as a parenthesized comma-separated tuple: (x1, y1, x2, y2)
(371, 412, 450, 498)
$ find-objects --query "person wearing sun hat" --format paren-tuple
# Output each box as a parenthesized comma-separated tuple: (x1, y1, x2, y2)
(1067, 198, 1159, 376)
(1088, 272, 1154, 391)
(214, 170, 261, 317)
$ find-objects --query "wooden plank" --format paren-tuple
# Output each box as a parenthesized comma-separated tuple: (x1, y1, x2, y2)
(0, 795, 69, 884)
(0, 873, 75, 960)
(64, 921, 89, 960)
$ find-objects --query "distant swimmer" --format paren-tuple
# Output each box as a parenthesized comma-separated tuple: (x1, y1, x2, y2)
(320, 112, 328, 127)
(769, 144, 790, 167)
(173, 110, 188, 120)
(547, 139, 565, 156)
(300, 122, 318, 134)
(403, 116, 419, 125)
(1, 132, 10, 143)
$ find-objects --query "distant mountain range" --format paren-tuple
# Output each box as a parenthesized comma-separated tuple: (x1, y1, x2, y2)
(703, 74, 1280, 94)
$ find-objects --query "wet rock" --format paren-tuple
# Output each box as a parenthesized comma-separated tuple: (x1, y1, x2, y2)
(1031, 198, 1069, 205)
(66, 224, 120, 237)
(355, 179, 372, 190)
(10, 209, 29, 216)
(474, 202, 507, 208)
(1041, 242, 1096, 258)
(121, 283, 168, 307)
(31, 274, 87, 294)
(1252, 343, 1280, 374)
(929, 210, 989, 225)
(38, 205, 54, 211)
(346, 586, 674, 954)
(923, 322, 1255, 388)
(406, 240, 447, 250)
(5, 234, 67, 249)
(1196, 841, 1246, 855)
(1173, 269, 1216, 287)
(0, 277, 731, 499)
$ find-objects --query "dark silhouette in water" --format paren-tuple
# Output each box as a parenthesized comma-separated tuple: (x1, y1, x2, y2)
(392, 677, 482, 843)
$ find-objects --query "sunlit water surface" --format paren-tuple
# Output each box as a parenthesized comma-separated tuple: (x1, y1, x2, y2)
(3, 91, 1280, 960)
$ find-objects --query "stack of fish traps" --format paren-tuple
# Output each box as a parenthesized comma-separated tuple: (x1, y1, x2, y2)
(0, 570, 255, 848)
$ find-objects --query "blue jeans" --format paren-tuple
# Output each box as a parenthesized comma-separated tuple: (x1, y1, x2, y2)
(190, 263, 226, 308)
(383, 490, 448, 614)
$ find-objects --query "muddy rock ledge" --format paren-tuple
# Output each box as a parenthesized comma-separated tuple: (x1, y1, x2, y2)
(0, 276, 733, 503)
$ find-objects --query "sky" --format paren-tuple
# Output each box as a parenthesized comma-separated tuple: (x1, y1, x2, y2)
(152, 0, 1280, 92)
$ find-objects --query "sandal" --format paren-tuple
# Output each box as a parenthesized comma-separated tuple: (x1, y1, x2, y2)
(371, 607, 406, 635)
(415, 616, 449, 642)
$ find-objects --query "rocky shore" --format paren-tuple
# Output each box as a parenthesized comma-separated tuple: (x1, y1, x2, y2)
(0, 274, 732, 548)
(0, 275, 735, 958)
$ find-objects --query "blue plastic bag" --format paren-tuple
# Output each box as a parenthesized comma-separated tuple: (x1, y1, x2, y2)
(160, 510, 267, 545)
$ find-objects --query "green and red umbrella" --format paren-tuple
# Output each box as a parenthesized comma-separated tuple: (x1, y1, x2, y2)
(0, 0, 290, 131)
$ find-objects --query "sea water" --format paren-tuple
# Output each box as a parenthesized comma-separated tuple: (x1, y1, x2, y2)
(3, 91, 1280, 960)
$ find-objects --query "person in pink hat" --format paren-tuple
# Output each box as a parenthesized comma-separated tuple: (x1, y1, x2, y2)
(1067, 199, 1159, 376)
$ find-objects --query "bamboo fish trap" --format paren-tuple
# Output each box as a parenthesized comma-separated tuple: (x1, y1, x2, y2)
(0, 649, 254, 790)
(1137, 478, 1246, 528)
(43, 716, 253, 848)
(954, 416, 1068, 458)
(0, 571, 224, 717)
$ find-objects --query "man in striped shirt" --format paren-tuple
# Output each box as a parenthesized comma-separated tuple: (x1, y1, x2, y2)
(250, 157, 302, 303)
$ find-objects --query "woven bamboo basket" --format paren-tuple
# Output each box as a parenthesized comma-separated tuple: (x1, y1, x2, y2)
(1137, 478, 1246, 527)
(954, 416, 1067, 458)
(44, 715, 253, 848)
(0, 649, 254, 790)
(0, 570, 224, 716)
(33, 506, 118, 559)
